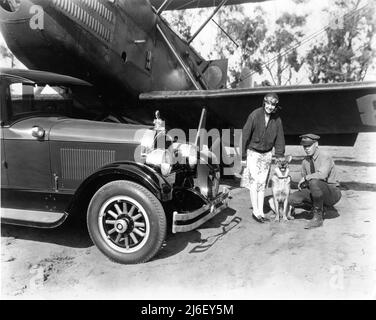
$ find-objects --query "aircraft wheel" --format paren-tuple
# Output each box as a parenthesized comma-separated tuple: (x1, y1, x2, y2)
(87, 181, 166, 264)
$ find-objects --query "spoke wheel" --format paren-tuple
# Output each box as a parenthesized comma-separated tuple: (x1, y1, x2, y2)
(99, 196, 150, 253)
(87, 181, 166, 264)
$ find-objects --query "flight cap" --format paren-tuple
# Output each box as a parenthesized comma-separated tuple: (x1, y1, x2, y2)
(299, 133, 320, 146)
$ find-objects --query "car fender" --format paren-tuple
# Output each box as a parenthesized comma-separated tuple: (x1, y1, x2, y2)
(67, 161, 172, 214)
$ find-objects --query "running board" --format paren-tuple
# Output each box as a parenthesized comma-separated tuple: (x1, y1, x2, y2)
(1, 208, 68, 228)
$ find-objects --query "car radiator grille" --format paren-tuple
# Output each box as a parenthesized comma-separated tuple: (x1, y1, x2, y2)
(61, 148, 116, 180)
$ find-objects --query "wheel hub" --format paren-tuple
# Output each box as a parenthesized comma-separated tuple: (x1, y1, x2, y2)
(114, 214, 134, 234)
(115, 220, 128, 234)
(98, 195, 151, 254)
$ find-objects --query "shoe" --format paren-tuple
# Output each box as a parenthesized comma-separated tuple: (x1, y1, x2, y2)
(305, 207, 323, 229)
(287, 207, 295, 220)
(252, 214, 264, 223)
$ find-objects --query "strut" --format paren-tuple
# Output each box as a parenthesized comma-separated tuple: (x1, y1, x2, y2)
(188, 0, 229, 44)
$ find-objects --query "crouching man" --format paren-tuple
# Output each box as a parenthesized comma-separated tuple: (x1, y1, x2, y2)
(289, 134, 342, 229)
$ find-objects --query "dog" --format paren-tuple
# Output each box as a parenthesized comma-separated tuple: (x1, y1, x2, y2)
(268, 155, 294, 222)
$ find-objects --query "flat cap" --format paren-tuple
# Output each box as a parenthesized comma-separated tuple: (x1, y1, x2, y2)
(299, 133, 320, 146)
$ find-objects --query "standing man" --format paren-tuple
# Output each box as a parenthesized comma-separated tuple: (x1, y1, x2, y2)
(242, 93, 285, 223)
(289, 134, 342, 229)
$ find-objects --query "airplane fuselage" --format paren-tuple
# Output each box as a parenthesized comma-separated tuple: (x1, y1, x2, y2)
(1, 0, 375, 146)
(0, 0, 223, 104)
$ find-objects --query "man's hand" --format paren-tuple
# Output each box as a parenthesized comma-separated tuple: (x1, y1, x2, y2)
(298, 177, 306, 191)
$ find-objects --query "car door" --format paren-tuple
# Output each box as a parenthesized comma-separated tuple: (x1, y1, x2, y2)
(3, 117, 53, 190)
(0, 81, 8, 187)
(1, 81, 54, 210)
(0, 134, 7, 187)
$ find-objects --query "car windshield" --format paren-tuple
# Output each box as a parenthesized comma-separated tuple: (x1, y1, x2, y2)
(6, 82, 106, 122)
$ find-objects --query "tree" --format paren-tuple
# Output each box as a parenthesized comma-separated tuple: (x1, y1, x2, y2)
(163, 10, 193, 40)
(306, 0, 376, 83)
(260, 12, 306, 85)
(163, 4, 307, 87)
(163, 5, 262, 86)
(250, 13, 306, 85)
(163, 7, 213, 41)
(208, 5, 307, 87)
(211, 5, 268, 87)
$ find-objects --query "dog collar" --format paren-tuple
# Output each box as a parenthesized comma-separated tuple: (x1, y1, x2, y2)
(275, 175, 291, 179)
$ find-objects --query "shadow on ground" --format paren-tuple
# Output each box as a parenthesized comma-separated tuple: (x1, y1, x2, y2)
(2, 205, 239, 262)
(290, 158, 376, 167)
(291, 207, 339, 220)
(340, 182, 376, 192)
(1, 215, 93, 249)
(263, 194, 340, 221)
(156, 207, 238, 260)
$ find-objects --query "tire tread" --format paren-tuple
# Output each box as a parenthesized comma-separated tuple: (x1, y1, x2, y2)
(87, 180, 166, 264)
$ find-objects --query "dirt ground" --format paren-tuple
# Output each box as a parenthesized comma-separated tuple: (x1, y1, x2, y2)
(1, 133, 376, 300)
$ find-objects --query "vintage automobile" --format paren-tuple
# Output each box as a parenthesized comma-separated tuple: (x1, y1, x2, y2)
(0, 68, 229, 264)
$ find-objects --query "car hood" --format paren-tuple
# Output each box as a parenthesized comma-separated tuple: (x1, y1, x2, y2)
(49, 118, 153, 144)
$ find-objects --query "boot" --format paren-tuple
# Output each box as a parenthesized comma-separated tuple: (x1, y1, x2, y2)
(305, 207, 323, 229)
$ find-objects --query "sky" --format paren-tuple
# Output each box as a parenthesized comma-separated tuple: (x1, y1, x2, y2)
(1, 0, 375, 83)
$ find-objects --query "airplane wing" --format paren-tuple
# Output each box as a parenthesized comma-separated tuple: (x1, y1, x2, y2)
(150, 0, 267, 11)
(139, 82, 376, 146)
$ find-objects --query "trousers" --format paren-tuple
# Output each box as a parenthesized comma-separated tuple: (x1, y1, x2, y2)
(289, 179, 341, 209)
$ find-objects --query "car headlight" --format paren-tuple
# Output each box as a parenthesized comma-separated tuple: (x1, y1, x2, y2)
(145, 149, 173, 176)
(178, 144, 197, 168)
(140, 130, 156, 157)
(140, 129, 173, 158)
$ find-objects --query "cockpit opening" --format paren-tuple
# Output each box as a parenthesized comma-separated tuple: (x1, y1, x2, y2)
(0, 0, 21, 13)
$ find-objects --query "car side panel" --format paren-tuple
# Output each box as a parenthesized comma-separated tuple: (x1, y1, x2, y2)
(1, 129, 8, 186)
(2, 118, 58, 190)
(1, 188, 73, 212)
(50, 141, 139, 191)
(1, 82, 9, 186)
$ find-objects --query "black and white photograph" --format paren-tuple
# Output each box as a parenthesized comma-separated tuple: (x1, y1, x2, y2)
(0, 0, 375, 301)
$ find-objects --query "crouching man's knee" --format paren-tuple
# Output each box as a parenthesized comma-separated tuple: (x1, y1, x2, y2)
(308, 179, 324, 197)
(288, 192, 301, 207)
(308, 178, 321, 189)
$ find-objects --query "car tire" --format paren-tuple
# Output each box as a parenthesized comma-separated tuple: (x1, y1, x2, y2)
(87, 180, 166, 264)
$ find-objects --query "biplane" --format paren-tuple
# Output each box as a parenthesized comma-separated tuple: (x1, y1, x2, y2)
(1, 0, 375, 146)
(0, 0, 375, 263)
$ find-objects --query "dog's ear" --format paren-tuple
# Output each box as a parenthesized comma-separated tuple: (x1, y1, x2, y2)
(286, 155, 293, 163)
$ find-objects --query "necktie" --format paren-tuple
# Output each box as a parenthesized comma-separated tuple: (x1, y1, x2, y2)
(308, 157, 315, 174)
